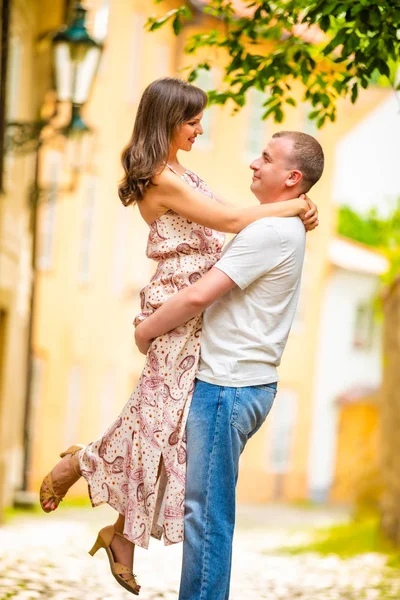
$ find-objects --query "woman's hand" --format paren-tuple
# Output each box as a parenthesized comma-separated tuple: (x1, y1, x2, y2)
(299, 194, 319, 231)
(135, 323, 152, 355)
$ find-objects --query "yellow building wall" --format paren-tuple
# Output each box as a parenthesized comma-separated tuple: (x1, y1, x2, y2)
(236, 86, 390, 503)
(0, 0, 65, 516)
(331, 401, 380, 504)
(30, 0, 175, 496)
(28, 0, 391, 506)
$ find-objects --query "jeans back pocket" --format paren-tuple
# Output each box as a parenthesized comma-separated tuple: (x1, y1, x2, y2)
(230, 384, 277, 438)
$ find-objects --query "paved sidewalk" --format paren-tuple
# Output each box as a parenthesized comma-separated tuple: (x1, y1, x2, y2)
(0, 504, 398, 599)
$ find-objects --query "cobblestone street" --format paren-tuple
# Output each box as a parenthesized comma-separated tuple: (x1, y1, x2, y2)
(0, 504, 399, 599)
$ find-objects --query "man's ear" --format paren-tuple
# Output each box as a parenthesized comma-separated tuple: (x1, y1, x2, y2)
(285, 170, 303, 188)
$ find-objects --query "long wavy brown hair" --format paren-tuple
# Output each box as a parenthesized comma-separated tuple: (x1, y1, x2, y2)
(118, 78, 208, 206)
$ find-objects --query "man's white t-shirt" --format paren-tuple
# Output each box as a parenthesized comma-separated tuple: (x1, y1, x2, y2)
(197, 217, 306, 387)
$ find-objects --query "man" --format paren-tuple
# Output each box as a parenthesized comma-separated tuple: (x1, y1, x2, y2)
(135, 131, 324, 599)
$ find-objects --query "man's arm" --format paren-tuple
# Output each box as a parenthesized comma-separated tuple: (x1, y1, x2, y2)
(135, 268, 236, 354)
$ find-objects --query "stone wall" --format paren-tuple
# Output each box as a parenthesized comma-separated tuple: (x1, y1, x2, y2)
(380, 276, 400, 543)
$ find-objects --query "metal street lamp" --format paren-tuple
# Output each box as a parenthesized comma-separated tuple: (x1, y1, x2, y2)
(6, 2, 104, 152)
(53, 3, 103, 135)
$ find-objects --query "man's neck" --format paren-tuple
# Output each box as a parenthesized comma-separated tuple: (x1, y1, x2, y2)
(257, 189, 300, 204)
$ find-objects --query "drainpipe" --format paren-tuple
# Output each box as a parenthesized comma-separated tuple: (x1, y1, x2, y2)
(0, 0, 11, 520)
(20, 139, 42, 498)
(0, 0, 11, 194)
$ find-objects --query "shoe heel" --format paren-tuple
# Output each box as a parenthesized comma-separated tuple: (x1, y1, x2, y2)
(88, 535, 104, 557)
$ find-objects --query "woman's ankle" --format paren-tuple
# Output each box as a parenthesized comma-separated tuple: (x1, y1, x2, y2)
(114, 513, 125, 534)
(72, 453, 82, 477)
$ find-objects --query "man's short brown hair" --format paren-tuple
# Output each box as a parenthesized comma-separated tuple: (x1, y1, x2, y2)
(273, 131, 324, 192)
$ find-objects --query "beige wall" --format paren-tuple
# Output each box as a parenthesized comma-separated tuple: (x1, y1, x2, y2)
(0, 0, 65, 517)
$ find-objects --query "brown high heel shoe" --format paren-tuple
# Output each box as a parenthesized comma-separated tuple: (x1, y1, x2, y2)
(39, 444, 84, 513)
(89, 525, 140, 596)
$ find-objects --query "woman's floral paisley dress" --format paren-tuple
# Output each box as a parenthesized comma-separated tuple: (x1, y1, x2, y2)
(78, 169, 225, 549)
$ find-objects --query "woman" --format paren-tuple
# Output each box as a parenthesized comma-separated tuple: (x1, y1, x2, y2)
(40, 77, 317, 595)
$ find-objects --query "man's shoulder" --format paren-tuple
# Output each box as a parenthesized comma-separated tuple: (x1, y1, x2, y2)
(268, 216, 305, 238)
(239, 217, 305, 244)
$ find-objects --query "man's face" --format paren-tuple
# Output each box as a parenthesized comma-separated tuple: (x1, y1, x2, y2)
(250, 137, 297, 202)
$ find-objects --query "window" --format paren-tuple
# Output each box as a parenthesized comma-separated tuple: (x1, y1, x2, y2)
(37, 151, 61, 271)
(78, 176, 97, 284)
(7, 35, 22, 121)
(65, 365, 82, 447)
(353, 302, 374, 350)
(269, 389, 297, 474)
(247, 89, 268, 159)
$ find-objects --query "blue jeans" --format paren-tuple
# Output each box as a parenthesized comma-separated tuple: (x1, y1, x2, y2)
(178, 379, 277, 600)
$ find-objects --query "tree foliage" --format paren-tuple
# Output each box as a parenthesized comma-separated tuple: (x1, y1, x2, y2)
(148, 0, 400, 127)
(338, 201, 400, 283)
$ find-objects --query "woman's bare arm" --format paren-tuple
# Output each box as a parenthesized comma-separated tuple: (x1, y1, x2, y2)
(213, 193, 233, 207)
(147, 169, 315, 234)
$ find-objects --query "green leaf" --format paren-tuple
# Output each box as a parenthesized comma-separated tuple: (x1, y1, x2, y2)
(369, 7, 382, 28)
(321, 2, 339, 16)
(188, 69, 198, 83)
(147, 0, 400, 130)
(320, 15, 330, 31)
(172, 14, 182, 35)
(275, 107, 284, 123)
(320, 93, 330, 108)
(323, 29, 347, 56)
(351, 82, 358, 103)
(333, 80, 344, 94)
(146, 8, 179, 32)
(262, 105, 278, 120)
(376, 59, 390, 78)
(308, 109, 320, 120)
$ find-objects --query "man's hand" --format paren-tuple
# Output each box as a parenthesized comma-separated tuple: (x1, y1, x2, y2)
(135, 323, 152, 355)
(299, 194, 319, 231)
(133, 269, 236, 350)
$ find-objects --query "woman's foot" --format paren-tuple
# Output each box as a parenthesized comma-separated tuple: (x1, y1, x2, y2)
(89, 524, 141, 595)
(110, 531, 140, 589)
(40, 445, 84, 512)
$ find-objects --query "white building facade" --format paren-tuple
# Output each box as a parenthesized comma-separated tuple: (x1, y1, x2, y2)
(308, 238, 388, 501)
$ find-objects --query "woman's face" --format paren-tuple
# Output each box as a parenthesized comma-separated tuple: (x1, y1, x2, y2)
(171, 111, 204, 152)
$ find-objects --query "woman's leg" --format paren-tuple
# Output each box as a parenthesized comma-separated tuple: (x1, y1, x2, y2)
(110, 513, 139, 586)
